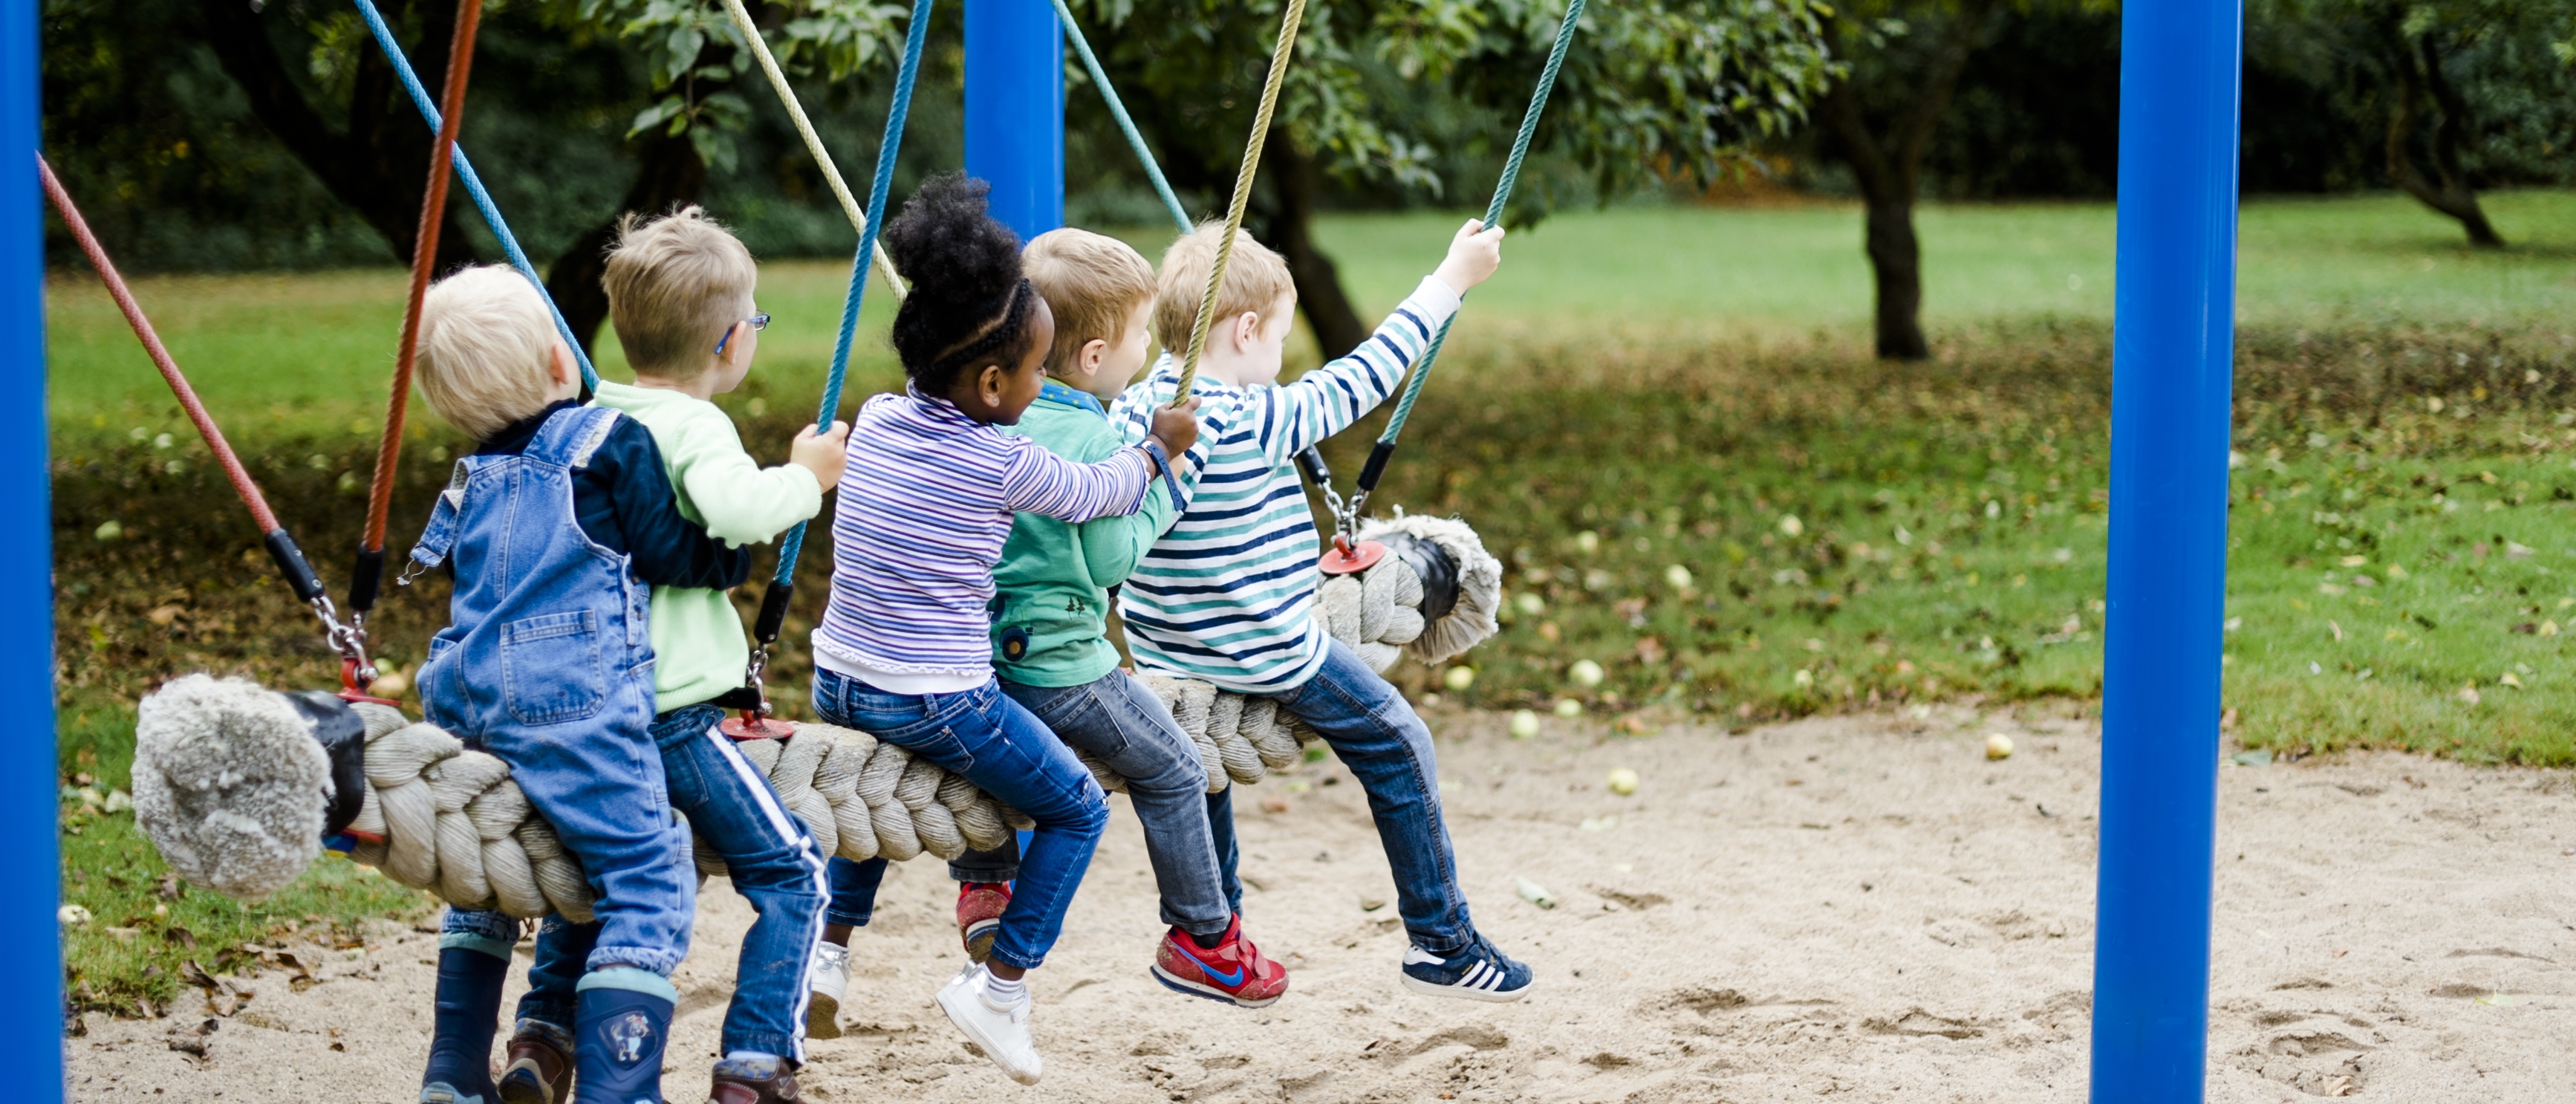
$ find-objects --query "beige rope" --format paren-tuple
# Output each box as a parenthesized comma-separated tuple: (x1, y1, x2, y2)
(720, 0, 908, 298)
(1166, 0, 1310, 406)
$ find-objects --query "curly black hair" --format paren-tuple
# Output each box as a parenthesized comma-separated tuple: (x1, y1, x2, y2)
(879, 172, 1038, 397)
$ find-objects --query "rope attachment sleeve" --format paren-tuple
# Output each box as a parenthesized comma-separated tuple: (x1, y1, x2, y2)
(1339, 0, 1586, 535)
(1167, 0, 1310, 405)
(351, 0, 597, 392)
(39, 156, 344, 637)
(719, 0, 908, 297)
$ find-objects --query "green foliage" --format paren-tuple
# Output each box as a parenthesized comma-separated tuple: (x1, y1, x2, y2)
(2251, 0, 2576, 186)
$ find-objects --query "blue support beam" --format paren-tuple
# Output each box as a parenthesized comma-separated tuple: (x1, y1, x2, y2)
(1, 0, 62, 1093)
(964, 0, 1064, 241)
(2090, 0, 2245, 1100)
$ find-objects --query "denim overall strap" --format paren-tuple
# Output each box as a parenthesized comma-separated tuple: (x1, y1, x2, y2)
(409, 458, 478, 572)
(523, 403, 622, 472)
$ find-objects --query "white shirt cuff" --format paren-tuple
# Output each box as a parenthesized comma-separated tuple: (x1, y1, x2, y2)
(1411, 274, 1465, 325)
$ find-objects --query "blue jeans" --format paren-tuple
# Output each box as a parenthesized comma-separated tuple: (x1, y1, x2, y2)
(812, 668, 1106, 970)
(518, 705, 830, 1061)
(1267, 638, 1476, 954)
(943, 673, 1238, 934)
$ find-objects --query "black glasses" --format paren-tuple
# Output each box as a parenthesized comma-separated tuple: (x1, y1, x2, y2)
(714, 312, 770, 354)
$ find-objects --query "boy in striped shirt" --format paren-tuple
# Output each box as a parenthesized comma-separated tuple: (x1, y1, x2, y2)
(1110, 219, 1535, 1002)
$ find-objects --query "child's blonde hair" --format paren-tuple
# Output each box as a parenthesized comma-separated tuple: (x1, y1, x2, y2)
(602, 206, 758, 379)
(417, 265, 559, 441)
(1153, 222, 1295, 355)
(1024, 228, 1156, 376)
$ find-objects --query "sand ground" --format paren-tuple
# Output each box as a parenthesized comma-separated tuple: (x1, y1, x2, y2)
(65, 704, 2576, 1102)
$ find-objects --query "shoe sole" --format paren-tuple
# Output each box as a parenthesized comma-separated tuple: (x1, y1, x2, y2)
(961, 918, 1001, 964)
(806, 987, 843, 1041)
(1148, 964, 1283, 1008)
(493, 1068, 559, 1104)
(932, 984, 1042, 1085)
(1400, 972, 1532, 1003)
(421, 1083, 492, 1104)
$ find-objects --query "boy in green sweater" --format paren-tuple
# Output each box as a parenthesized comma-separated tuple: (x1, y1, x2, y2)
(807, 228, 1287, 1016)
(495, 207, 849, 1104)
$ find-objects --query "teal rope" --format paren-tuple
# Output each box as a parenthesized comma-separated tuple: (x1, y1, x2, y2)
(767, 0, 934, 588)
(351, 0, 599, 391)
(1053, 0, 1191, 234)
(1374, 0, 1587, 446)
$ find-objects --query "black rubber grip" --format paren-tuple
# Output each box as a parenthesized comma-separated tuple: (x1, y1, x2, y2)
(1356, 440, 1397, 495)
(264, 529, 328, 603)
(347, 546, 386, 614)
(1293, 446, 1333, 488)
(752, 577, 796, 647)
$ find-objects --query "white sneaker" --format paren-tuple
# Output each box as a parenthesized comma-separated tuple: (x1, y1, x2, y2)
(807, 940, 850, 1040)
(934, 964, 1043, 1085)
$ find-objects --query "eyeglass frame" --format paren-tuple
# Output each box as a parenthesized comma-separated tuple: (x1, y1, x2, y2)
(713, 311, 770, 355)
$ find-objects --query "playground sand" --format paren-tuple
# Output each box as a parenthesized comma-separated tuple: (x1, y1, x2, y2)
(65, 706, 2576, 1102)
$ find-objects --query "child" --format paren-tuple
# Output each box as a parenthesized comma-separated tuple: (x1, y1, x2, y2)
(406, 265, 743, 1104)
(804, 228, 1285, 1019)
(484, 207, 852, 1104)
(1111, 218, 1538, 1002)
(804, 174, 1200, 1085)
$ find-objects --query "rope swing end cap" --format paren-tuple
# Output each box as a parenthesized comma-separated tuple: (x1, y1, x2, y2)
(1320, 533, 1388, 576)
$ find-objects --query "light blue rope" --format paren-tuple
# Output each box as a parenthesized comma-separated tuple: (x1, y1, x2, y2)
(768, 0, 935, 586)
(1374, 0, 1587, 446)
(1053, 0, 1191, 233)
(351, 0, 600, 390)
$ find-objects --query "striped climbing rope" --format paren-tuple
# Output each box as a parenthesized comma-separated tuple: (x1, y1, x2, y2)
(351, 0, 599, 392)
(1053, 0, 1192, 234)
(718, 0, 909, 296)
(1166, 0, 1310, 404)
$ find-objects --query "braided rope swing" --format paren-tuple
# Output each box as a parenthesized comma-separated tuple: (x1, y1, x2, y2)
(718, 0, 909, 297)
(1165, 0, 1310, 404)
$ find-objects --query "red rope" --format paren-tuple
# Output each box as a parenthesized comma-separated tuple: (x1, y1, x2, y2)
(38, 155, 281, 535)
(362, 0, 486, 556)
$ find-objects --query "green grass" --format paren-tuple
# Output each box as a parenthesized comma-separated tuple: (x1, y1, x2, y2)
(43, 192, 2576, 1002)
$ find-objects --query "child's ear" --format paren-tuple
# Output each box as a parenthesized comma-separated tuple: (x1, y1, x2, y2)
(977, 364, 1006, 407)
(1231, 311, 1263, 353)
(1079, 337, 1110, 373)
(549, 340, 577, 388)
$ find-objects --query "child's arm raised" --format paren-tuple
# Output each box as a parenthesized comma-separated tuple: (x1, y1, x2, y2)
(1256, 218, 1503, 462)
(1002, 399, 1200, 524)
(597, 418, 755, 589)
(663, 413, 848, 548)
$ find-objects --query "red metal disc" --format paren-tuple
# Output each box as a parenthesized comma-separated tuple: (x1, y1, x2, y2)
(1319, 537, 1388, 576)
(720, 715, 797, 741)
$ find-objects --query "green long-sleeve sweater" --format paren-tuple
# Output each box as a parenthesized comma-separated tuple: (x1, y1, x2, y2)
(990, 380, 1192, 686)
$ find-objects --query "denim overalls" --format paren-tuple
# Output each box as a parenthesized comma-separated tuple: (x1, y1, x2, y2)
(412, 404, 695, 978)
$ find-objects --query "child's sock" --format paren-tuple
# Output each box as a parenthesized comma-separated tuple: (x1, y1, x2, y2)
(714, 1051, 785, 1079)
(423, 944, 510, 1094)
(1188, 927, 1227, 950)
(983, 972, 1029, 1009)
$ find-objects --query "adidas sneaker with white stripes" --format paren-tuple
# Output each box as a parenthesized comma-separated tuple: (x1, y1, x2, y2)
(1399, 936, 1534, 1002)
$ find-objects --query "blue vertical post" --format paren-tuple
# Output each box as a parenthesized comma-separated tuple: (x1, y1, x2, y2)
(2091, 0, 2243, 1100)
(964, 0, 1064, 240)
(1, 0, 62, 1092)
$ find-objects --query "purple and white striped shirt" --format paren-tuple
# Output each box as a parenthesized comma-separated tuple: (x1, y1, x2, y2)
(811, 390, 1156, 689)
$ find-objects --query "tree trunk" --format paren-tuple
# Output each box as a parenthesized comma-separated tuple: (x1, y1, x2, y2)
(2384, 27, 2504, 248)
(198, 0, 478, 270)
(545, 128, 711, 354)
(1253, 132, 1369, 360)
(1814, 1, 1996, 361)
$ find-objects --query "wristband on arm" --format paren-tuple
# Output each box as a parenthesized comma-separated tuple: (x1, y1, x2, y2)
(1140, 439, 1184, 510)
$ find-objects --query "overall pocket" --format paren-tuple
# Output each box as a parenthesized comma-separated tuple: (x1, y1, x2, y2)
(499, 609, 607, 725)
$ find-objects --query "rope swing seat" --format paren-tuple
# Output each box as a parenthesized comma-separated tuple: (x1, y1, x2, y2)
(100, 0, 1592, 912)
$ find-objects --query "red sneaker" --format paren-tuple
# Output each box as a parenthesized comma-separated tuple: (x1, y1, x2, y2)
(1151, 914, 1289, 1008)
(957, 881, 1011, 963)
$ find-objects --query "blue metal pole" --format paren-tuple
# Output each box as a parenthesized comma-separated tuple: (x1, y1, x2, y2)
(965, 0, 1064, 240)
(1, 0, 63, 1091)
(2091, 0, 2243, 1098)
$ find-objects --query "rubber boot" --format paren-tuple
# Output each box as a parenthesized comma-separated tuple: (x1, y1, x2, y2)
(422, 946, 510, 1103)
(573, 980, 674, 1104)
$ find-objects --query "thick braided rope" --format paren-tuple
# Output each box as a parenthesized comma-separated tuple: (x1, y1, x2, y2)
(1053, 0, 1192, 234)
(336, 703, 1021, 918)
(770, 0, 935, 587)
(1165, 0, 1310, 405)
(1376, 0, 1588, 444)
(351, 0, 599, 391)
(718, 0, 908, 296)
